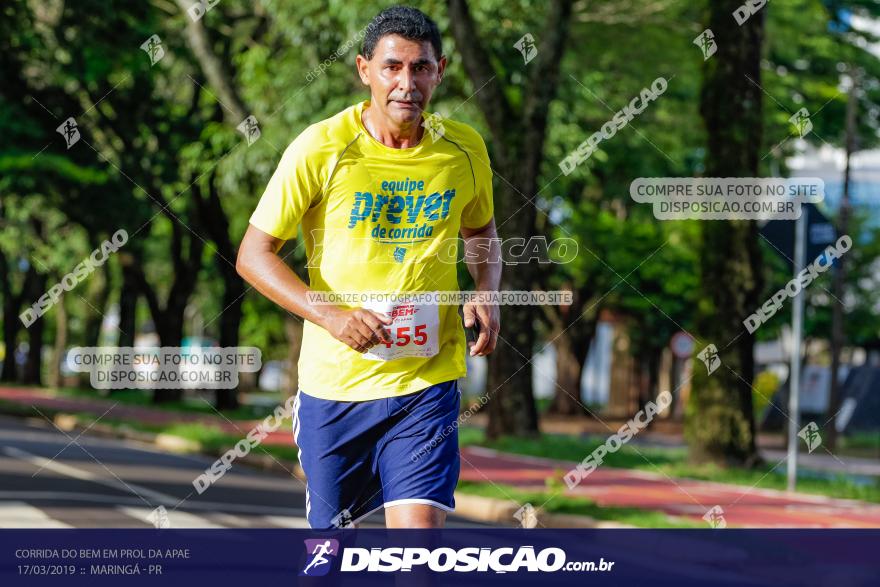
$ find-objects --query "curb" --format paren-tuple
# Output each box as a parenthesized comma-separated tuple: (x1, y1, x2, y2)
(0, 404, 630, 528)
(452, 493, 632, 528)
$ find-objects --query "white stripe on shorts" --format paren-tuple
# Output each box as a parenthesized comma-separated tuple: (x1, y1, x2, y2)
(291, 392, 311, 521)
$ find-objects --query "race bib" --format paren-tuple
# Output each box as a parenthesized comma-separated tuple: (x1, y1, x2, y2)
(362, 297, 440, 361)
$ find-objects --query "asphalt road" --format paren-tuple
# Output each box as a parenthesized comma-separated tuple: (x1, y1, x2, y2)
(0, 414, 491, 529)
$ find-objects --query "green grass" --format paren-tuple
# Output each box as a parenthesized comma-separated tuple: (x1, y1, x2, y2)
(0, 398, 48, 418)
(50, 387, 278, 420)
(840, 432, 880, 452)
(458, 426, 686, 468)
(161, 422, 300, 463)
(459, 427, 880, 503)
(456, 480, 702, 528)
(90, 417, 301, 463)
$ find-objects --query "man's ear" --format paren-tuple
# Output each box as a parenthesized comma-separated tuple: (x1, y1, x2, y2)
(355, 54, 370, 86)
(437, 54, 447, 83)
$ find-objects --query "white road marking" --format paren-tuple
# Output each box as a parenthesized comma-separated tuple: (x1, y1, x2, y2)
(5, 446, 99, 481)
(208, 512, 253, 527)
(0, 502, 73, 528)
(116, 506, 227, 529)
(0, 490, 308, 517)
(261, 515, 311, 528)
(4, 446, 233, 528)
(3, 446, 180, 507)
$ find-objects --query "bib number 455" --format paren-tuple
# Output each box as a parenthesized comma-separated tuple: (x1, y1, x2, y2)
(381, 324, 428, 347)
(362, 300, 439, 361)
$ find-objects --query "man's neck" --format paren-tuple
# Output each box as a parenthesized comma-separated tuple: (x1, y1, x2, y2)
(362, 103, 424, 148)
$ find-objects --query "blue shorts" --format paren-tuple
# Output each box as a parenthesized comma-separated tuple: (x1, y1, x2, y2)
(292, 379, 461, 529)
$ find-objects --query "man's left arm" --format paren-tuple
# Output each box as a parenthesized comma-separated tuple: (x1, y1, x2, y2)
(460, 218, 501, 356)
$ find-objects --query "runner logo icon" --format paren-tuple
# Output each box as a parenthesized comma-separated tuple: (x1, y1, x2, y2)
(300, 539, 340, 576)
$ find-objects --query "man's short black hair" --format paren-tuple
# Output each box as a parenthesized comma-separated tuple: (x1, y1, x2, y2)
(361, 6, 442, 61)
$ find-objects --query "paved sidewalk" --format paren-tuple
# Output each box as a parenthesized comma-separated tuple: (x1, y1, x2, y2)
(3, 386, 880, 528)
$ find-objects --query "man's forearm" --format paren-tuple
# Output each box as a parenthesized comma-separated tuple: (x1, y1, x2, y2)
(462, 227, 501, 291)
(471, 255, 501, 291)
(236, 248, 339, 329)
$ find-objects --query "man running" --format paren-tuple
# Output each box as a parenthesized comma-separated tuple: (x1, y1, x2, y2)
(302, 540, 335, 575)
(236, 5, 500, 529)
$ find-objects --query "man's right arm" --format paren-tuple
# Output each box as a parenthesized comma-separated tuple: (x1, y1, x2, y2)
(235, 223, 392, 353)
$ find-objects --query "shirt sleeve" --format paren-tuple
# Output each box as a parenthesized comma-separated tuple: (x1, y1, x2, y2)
(460, 130, 494, 230)
(248, 125, 324, 240)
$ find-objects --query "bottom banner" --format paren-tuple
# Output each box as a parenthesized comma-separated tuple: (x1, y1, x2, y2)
(1, 529, 877, 586)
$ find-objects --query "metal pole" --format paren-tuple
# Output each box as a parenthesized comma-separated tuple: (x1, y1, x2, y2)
(786, 209, 807, 492)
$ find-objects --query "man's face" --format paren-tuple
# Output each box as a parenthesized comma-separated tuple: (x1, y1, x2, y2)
(356, 34, 446, 127)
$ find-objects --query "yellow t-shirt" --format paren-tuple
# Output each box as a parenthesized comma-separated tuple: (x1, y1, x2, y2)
(248, 100, 494, 401)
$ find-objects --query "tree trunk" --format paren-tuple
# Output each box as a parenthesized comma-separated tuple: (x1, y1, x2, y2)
(0, 249, 21, 382)
(82, 261, 110, 348)
(117, 252, 138, 348)
(1, 308, 18, 382)
(485, 170, 543, 437)
(49, 292, 67, 388)
(22, 270, 48, 385)
(550, 331, 587, 416)
(825, 70, 858, 450)
(638, 347, 662, 424)
(149, 297, 187, 404)
(685, 0, 764, 467)
(176, 2, 254, 409)
(486, 300, 540, 438)
(548, 312, 596, 416)
(194, 170, 243, 410)
(135, 222, 204, 404)
(213, 280, 243, 410)
(175, 0, 249, 125)
(447, 0, 575, 439)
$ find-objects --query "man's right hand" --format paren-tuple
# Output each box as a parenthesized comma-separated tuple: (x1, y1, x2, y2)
(235, 225, 395, 354)
(323, 307, 394, 353)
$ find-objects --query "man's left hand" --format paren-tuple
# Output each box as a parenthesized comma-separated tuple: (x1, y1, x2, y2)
(462, 298, 499, 357)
